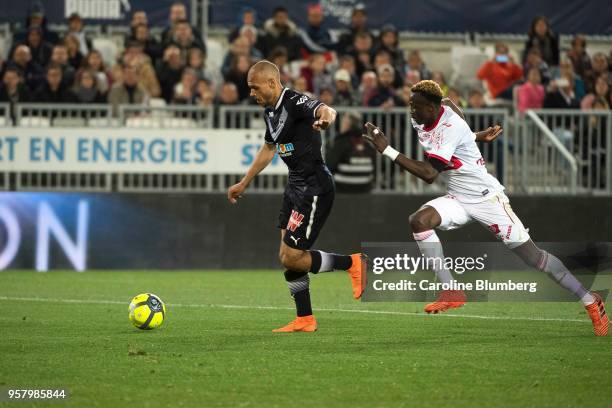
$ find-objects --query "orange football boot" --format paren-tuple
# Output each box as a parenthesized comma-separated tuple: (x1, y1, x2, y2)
(272, 315, 318, 333)
(347, 253, 368, 299)
(585, 293, 608, 336)
(424, 290, 467, 314)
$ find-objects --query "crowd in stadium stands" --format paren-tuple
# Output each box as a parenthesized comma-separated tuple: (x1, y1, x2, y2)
(0, 2, 611, 116)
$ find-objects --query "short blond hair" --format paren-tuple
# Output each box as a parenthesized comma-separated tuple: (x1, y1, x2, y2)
(411, 80, 444, 100)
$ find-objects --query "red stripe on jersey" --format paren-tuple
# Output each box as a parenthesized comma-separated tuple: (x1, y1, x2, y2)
(426, 153, 449, 164)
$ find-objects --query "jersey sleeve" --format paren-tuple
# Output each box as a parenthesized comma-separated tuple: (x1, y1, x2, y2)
(288, 93, 324, 120)
(264, 128, 274, 144)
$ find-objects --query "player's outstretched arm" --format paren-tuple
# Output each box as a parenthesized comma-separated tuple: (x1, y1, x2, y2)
(474, 125, 503, 142)
(362, 122, 440, 184)
(228, 143, 276, 204)
(442, 98, 502, 143)
(313, 104, 337, 131)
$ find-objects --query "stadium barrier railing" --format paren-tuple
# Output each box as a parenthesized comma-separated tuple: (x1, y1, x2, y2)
(523, 109, 611, 195)
(2, 103, 610, 195)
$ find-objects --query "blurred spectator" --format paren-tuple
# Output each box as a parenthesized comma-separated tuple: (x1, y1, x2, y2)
(156, 45, 185, 103)
(584, 53, 609, 94)
(368, 64, 404, 107)
(293, 76, 314, 98)
(224, 54, 252, 101)
(333, 69, 358, 106)
(349, 31, 374, 78)
(20, 27, 53, 68)
(543, 73, 579, 109)
(195, 78, 215, 107)
(260, 7, 302, 61)
(299, 3, 335, 54)
(173, 68, 198, 104)
(581, 75, 611, 110)
(269, 47, 292, 85)
(50, 44, 76, 88)
(373, 49, 402, 88)
(405, 50, 431, 81)
(108, 63, 149, 115)
(326, 111, 376, 193)
(33, 64, 77, 103)
(517, 67, 545, 113)
(467, 89, 487, 109)
(567, 35, 591, 78)
(358, 70, 377, 106)
(131, 24, 162, 67)
(319, 87, 335, 106)
(404, 70, 421, 89)
(222, 36, 262, 78)
(113, 43, 161, 98)
(556, 58, 586, 101)
(447, 87, 466, 108)
(523, 16, 559, 66)
(337, 4, 370, 54)
(216, 82, 240, 105)
(300, 53, 333, 95)
(228, 7, 261, 43)
(477, 43, 523, 100)
(67, 13, 91, 56)
(82, 50, 112, 93)
(431, 71, 449, 96)
(338, 54, 359, 89)
(0, 67, 30, 117)
(73, 69, 106, 103)
(166, 19, 206, 59)
(374, 24, 404, 74)
(64, 35, 84, 70)
(523, 47, 551, 85)
(399, 83, 412, 106)
(187, 48, 219, 88)
(12, 2, 59, 47)
(4, 45, 44, 91)
(129, 10, 148, 34)
(161, 2, 205, 50)
(239, 25, 263, 58)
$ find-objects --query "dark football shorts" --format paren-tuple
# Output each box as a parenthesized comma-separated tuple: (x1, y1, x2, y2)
(277, 186, 335, 250)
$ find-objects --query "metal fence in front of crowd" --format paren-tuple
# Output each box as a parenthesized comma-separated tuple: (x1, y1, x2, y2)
(0, 103, 610, 195)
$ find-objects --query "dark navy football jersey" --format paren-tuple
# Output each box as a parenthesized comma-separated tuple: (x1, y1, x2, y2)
(263, 88, 334, 195)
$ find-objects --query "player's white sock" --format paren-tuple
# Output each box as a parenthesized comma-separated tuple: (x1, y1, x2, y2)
(538, 251, 595, 306)
(413, 230, 454, 284)
(309, 250, 353, 273)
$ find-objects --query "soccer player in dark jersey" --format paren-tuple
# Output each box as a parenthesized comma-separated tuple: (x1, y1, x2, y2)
(227, 60, 366, 333)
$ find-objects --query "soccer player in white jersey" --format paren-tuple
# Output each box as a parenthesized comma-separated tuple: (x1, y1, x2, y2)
(363, 80, 608, 336)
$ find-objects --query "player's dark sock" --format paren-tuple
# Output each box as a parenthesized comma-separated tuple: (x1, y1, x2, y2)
(284, 270, 313, 316)
(309, 250, 353, 273)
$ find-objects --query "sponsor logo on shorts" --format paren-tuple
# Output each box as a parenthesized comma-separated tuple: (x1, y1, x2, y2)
(277, 143, 295, 157)
(287, 210, 304, 232)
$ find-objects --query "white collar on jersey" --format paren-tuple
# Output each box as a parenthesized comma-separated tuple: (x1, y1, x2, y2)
(274, 88, 289, 110)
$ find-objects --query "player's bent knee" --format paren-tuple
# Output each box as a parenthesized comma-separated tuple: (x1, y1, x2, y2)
(409, 212, 431, 232)
(279, 246, 305, 270)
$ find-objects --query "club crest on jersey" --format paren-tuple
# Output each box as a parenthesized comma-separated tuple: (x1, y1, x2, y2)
(277, 143, 295, 157)
(287, 210, 304, 232)
(296, 95, 308, 105)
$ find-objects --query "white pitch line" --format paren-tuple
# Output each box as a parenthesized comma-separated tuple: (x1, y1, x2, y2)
(0, 295, 589, 324)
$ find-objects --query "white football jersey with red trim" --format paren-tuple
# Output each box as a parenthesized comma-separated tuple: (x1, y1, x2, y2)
(411, 105, 504, 203)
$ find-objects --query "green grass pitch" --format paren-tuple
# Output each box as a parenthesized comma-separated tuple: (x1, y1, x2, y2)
(0, 270, 610, 408)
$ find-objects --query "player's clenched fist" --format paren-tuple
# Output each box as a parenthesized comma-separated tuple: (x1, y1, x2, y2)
(362, 122, 389, 153)
(228, 182, 246, 204)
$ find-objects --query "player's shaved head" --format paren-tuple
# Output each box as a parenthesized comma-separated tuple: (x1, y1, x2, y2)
(247, 60, 283, 107)
(248, 60, 281, 83)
